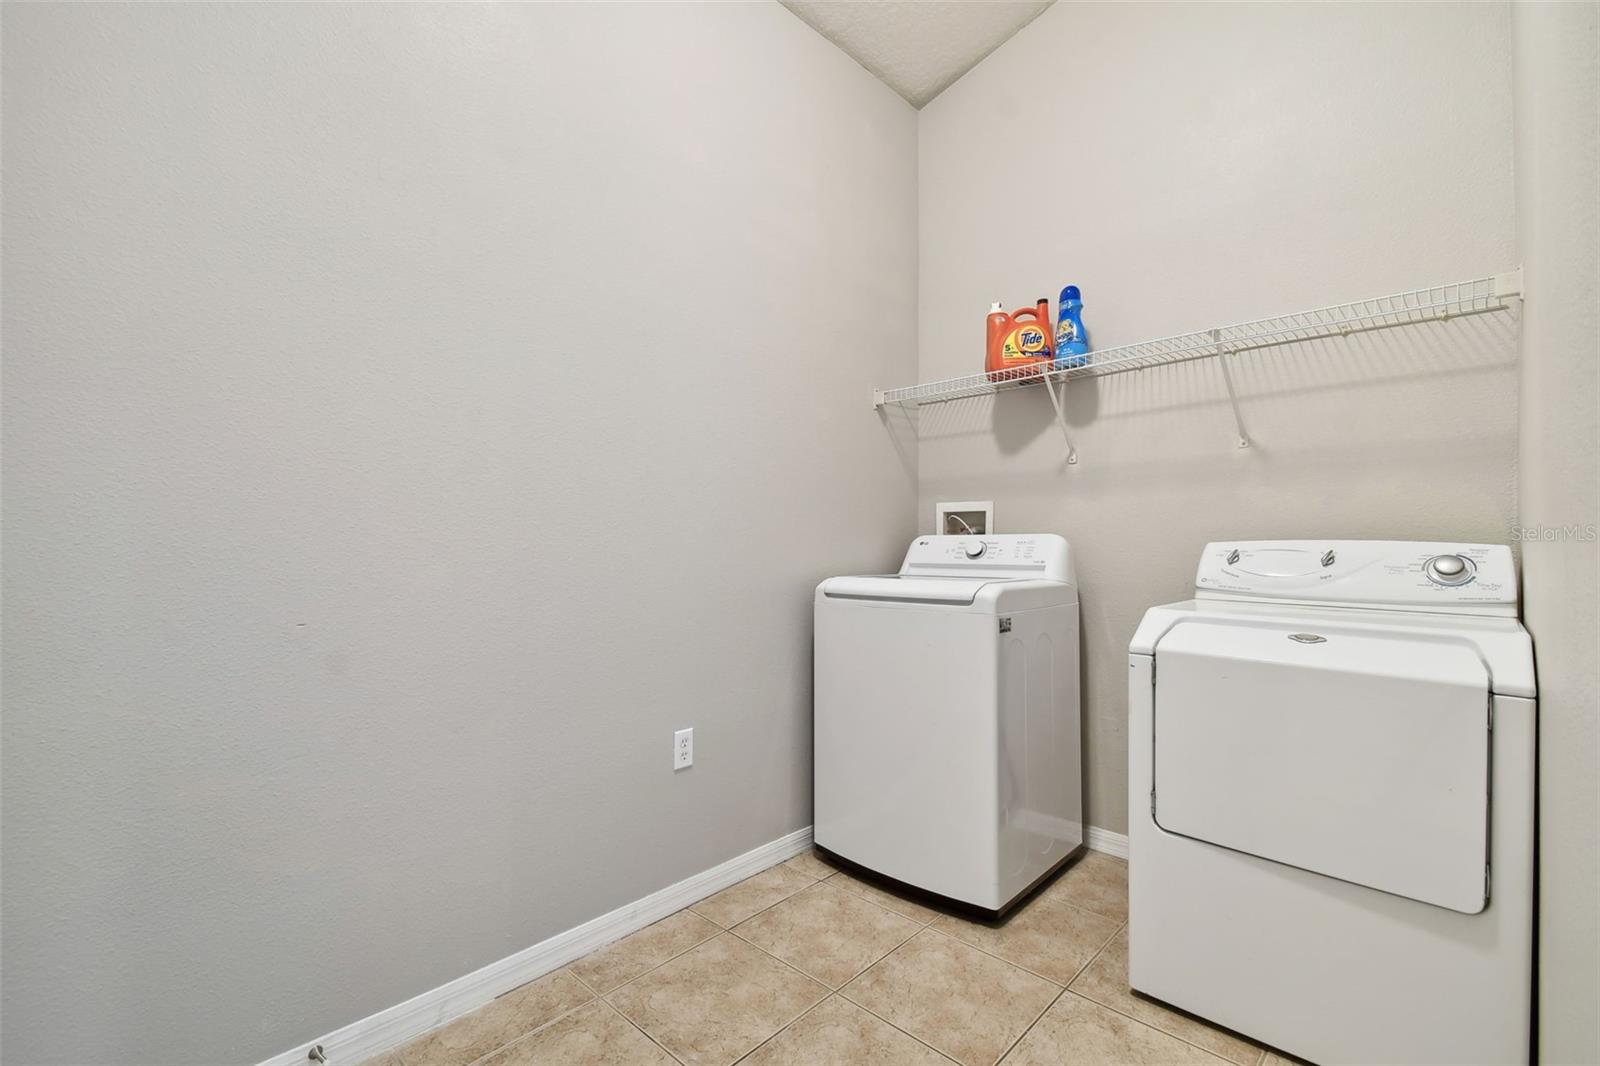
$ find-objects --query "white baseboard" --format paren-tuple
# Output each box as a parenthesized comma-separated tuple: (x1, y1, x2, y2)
(1087, 825, 1129, 859)
(259, 825, 814, 1066)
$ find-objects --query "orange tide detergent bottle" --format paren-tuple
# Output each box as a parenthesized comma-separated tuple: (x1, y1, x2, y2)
(985, 298, 1055, 382)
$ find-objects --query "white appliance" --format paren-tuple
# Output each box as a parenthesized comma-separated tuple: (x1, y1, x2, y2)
(1129, 541, 1535, 1065)
(815, 534, 1082, 916)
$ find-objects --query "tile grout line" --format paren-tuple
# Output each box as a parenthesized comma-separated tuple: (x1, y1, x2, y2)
(780, 854, 842, 885)
(721, 923, 837, 991)
(602, 928, 826, 1066)
(688, 868, 819, 931)
(598, 927, 722, 1004)
(828, 926, 925, 1007)
(697, 864, 928, 960)
(1065, 921, 1262, 1066)
(469, 992, 687, 1066)
(920, 913, 1100, 992)
(840, 926, 1060, 1066)
(579, 915, 723, 997)
(992, 984, 1068, 1066)
(723, 895, 927, 994)
(909, 923, 1081, 1066)
(701, 927, 837, 1063)
(1060, 917, 1126, 989)
(915, 921, 1075, 1056)
(459, 999, 590, 1066)
(457, 976, 599, 1066)
(564, 966, 599, 997)
(583, 853, 823, 1016)
(835, 985, 963, 1065)
(811, 870, 932, 921)
(1000, 865, 1127, 1061)
(402, 896, 781, 1066)
(1027, 887, 1130, 928)
(1072, 991, 1258, 1066)
(827, 874, 942, 928)
(728, 992, 839, 1066)
(761, 876, 938, 940)
(598, 996, 691, 1066)
(717, 918, 958, 1062)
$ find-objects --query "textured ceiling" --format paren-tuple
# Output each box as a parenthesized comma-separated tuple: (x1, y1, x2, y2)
(780, 0, 1054, 108)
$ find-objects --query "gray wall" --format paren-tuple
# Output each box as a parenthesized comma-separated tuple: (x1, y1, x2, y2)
(0, 4, 916, 1063)
(916, 1, 1521, 834)
(1512, 4, 1600, 1062)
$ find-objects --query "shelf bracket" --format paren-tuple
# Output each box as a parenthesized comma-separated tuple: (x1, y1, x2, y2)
(1043, 376, 1078, 464)
(1494, 266, 1524, 300)
(1211, 329, 1250, 449)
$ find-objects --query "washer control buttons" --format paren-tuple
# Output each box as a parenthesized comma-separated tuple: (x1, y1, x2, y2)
(1226, 548, 1241, 565)
(1424, 554, 1476, 586)
(964, 540, 987, 559)
(1321, 549, 1337, 568)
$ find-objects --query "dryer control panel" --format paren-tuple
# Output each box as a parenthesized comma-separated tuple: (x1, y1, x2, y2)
(1194, 540, 1517, 615)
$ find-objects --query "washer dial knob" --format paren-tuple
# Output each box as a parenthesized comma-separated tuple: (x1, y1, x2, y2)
(1424, 554, 1475, 586)
(964, 540, 987, 559)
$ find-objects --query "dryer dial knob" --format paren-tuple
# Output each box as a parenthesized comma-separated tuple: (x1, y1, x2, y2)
(1424, 554, 1475, 586)
(964, 540, 987, 559)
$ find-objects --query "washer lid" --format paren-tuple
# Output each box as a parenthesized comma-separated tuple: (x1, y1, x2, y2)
(819, 574, 1002, 605)
(1152, 619, 1491, 914)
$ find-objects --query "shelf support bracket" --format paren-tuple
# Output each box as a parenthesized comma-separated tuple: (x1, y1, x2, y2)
(1043, 375, 1078, 465)
(1211, 330, 1250, 449)
(1494, 266, 1524, 301)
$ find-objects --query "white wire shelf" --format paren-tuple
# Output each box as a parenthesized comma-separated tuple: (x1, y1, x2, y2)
(873, 270, 1522, 464)
(875, 271, 1521, 408)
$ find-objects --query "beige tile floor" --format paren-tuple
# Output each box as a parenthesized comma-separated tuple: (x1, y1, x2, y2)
(366, 849, 1283, 1066)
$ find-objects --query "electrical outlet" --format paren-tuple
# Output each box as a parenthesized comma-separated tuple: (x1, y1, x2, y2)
(673, 728, 693, 770)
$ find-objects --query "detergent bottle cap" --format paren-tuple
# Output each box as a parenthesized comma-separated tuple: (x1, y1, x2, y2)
(989, 302, 1004, 313)
(1060, 285, 1082, 302)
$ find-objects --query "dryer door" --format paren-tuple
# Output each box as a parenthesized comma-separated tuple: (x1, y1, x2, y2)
(1152, 620, 1491, 914)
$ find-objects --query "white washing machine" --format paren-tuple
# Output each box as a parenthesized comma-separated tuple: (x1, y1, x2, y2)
(815, 534, 1082, 916)
(1129, 541, 1535, 1065)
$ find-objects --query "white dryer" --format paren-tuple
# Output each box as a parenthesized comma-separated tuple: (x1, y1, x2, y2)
(1129, 541, 1535, 1065)
(815, 534, 1082, 916)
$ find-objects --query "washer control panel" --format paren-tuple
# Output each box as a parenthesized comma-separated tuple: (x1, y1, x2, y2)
(1194, 540, 1517, 614)
(900, 534, 1075, 584)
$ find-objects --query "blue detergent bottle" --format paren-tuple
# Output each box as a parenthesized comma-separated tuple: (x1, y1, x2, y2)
(1055, 285, 1090, 368)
